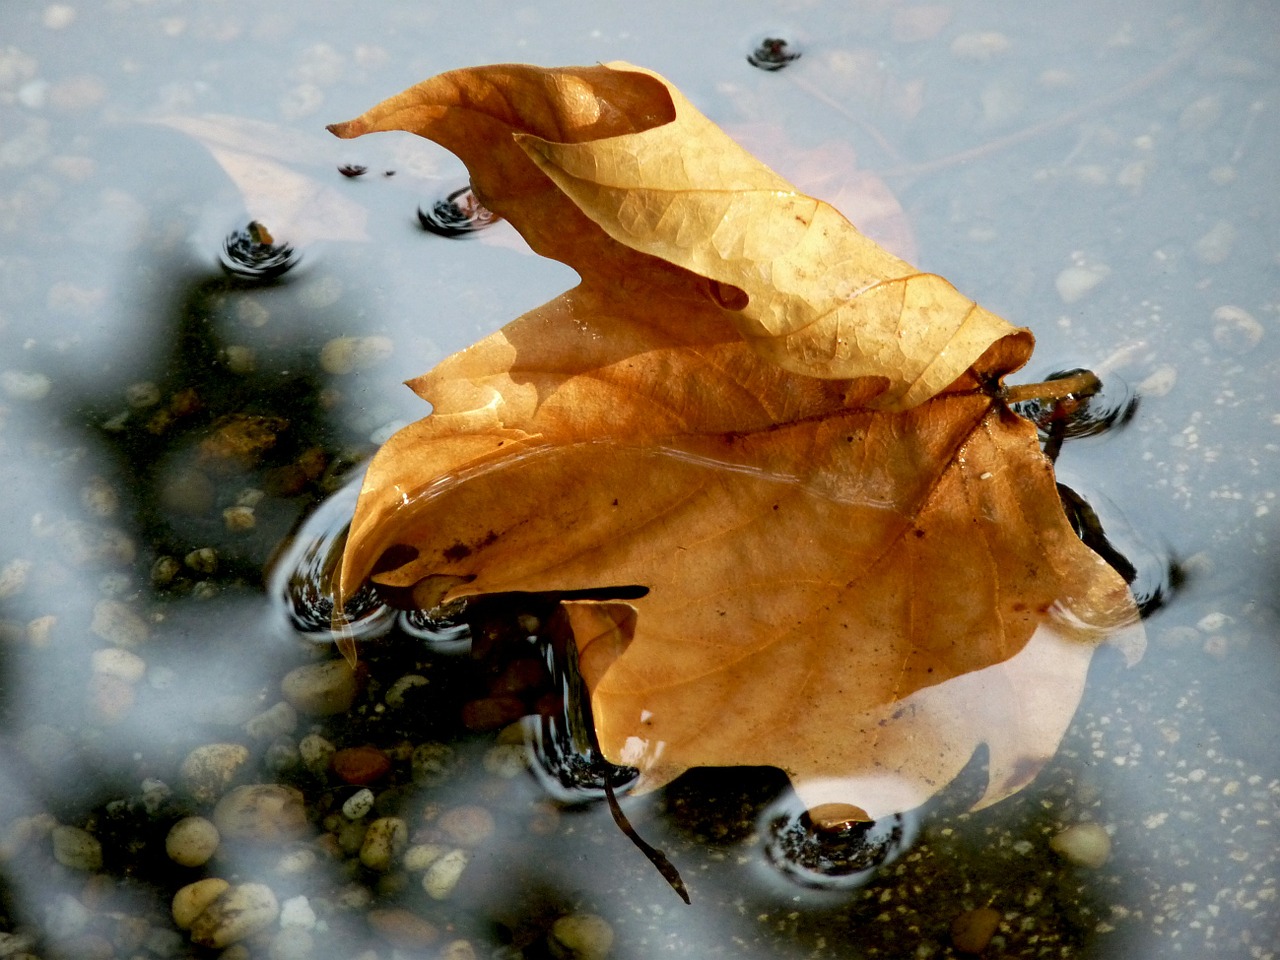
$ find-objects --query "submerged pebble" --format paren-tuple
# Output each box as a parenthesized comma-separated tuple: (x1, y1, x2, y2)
(212, 784, 309, 843)
(171, 878, 229, 930)
(1194, 219, 1237, 265)
(1050, 822, 1112, 868)
(299, 732, 337, 774)
(439, 940, 481, 960)
(189, 882, 280, 948)
(951, 906, 1002, 954)
(1211, 304, 1264, 352)
(51, 825, 102, 871)
(179, 743, 250, 804)
(0, 369, 52, 401)
(90, 599, 149, 648)
(320, 335, 394, 375)
(548, 913, 615, 960)
(1055, 264, 1110, 303)
(90, 647, 145, 683)
(438, 806, 495, 847)
(950, 31, 1010, 61)
(367, 908, 440, 949)
(165, 816, 220, 867)
(281, 659, 358, 715)
(342, 788, 375, 820)
(245, 701, 299, 741)
(359, 817, 409, 871)
(333, 745, 392, 785)
(422, 849, 469, 900)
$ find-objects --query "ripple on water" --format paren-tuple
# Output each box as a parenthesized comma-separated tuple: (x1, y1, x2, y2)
(268, 475, 395, 644)
(417, 186, 499, 238)
(220, 220, 298, 282)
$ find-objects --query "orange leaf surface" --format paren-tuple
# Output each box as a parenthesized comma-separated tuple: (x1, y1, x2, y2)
(326, 63, 1143, 820)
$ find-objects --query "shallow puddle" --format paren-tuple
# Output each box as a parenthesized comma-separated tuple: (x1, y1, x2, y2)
(1, 1, 1277, 958)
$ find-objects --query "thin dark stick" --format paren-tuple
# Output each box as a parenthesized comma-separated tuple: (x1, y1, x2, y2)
(602, 780, 691, 905)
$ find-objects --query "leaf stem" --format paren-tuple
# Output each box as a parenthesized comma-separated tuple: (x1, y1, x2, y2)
(603, 780, 691, 904)
(1000, 369, 1100, 405)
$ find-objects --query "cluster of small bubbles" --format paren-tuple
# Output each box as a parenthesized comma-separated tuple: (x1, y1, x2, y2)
(1012, 369, 1139, 444)
(417, 187, 499, 238)
(759, 797, 916, 890)
(220, 220, 298, 282)
(747, 37, 801, 71)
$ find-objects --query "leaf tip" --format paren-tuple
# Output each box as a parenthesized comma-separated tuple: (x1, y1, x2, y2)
(326, 119, 366, 140)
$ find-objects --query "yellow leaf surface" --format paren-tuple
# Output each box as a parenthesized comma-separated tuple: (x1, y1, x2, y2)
(326, 63, 1143, 819)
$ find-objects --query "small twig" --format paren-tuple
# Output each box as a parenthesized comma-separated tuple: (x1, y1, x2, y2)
(1000, 369, 1100, 405)
(602, 780, 691, 905)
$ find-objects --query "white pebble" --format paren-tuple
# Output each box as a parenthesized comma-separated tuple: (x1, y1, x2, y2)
(320, 335, 393, 375)
(403, 843, 448, 872)
(43, 5, 76, 29)
(279, 894, 317, 930)
(44, 893, 91, 940)
(274, 846, 319, 875)
(1211, 305, 1264, 352)
(1138, 365, 1177, 397)
(0, 558, 31, 598)
(124, 381, 161, 408)
(1195, 220, 1236, 265)
(0, 370, 51, 401)
(269, 926, 315, 960)
(422, 849, 469, 900)
(90, 647, 146, 684)
(342, 788, 375, 820)
(1050, 822, 1112, 868)
(950, 31, 1009, 60)
(1055, 265, 1110, 304)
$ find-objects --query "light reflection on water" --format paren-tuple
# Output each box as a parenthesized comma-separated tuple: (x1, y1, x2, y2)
(0, 0, 1277, 957)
